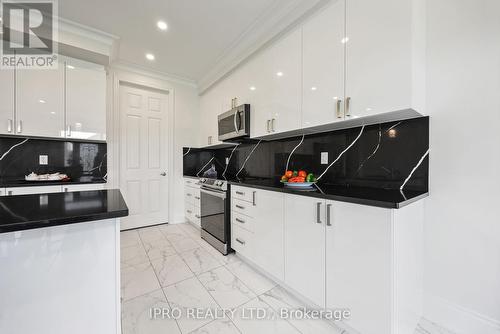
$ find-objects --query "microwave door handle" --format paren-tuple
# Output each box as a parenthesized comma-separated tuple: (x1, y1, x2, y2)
(234, 110, 239, 133)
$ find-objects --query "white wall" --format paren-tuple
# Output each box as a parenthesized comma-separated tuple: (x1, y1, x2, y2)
(423, 0, 500, 332)
(106, 64, 199, 225)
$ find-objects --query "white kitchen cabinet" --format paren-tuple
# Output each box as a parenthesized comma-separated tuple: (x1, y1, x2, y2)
(302, 0, 345, 128)
(5, 185, 63, 196)
(184, 177, 201, 226)
(65, 58, 107, 141)
(0, 68, 15, 135)
(284, 195, 326, 307)
(0, 188, 6, 196)
(325, 200, 423, 334)
(199, 88, 222, 147)
(249, 29, 302, 138)
(62, 183, 106, 192)
(246, 188, 285, 280)
(16, 63, 65, 138)
(344, 0, 413, 119)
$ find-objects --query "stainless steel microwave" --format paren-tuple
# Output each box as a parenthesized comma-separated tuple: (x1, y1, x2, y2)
(218, 104, 250, 141)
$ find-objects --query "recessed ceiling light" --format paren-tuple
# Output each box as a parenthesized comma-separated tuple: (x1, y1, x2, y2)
(276, 71, 283, 77)
(249, 86, 256, 91)
(145, 53, 155, 61)
(66, 65, 75, 69)
(39, 99, 46, 104)
(157, 20, 168, 31)
(341, 37, 349, 44)
(311, 86, 317, 91)
(50, 111, 55, 114)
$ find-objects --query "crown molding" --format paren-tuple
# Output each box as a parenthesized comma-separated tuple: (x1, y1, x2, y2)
(196, 0, 331, 95)
(110, 60, 197, 88)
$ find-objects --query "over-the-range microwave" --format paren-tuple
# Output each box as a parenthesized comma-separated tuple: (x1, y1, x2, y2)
(218, 104, 250, 141)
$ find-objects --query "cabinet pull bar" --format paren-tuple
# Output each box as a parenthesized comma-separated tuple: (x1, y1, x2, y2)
(235, 191, 245, 195)
(194, 196, 200, 200)
(235, 238, 245, 245)
(266, 120, 270, 133)
(235, 218, 245, 224)
(336, 99, 343, 118)
(7, 119, 12, 133)
(316, 202, 322, 224)
(326, 204, 332, 226)
(17, 120, 22, 133)
(271, 118, 276, 132)
(252, 191, 256, 206)
(195, 214, 200, 219)
(187, 210, 192, 214)
(235, 204, 245, 210)
(345, 97, 351, 117)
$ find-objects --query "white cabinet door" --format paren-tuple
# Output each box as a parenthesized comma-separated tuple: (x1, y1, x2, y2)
(302, 0, 345, 128)
(199, 88, 221, 146)
(0, 188, 5, 196)
(284, 194, 326, 307)
(0, 68, 15, 135)
(16, 65, 65, 138)
(252, 188, 285, 280)
(345, 0, 413, 119)
(62, 183, 106, 192)
(65, 58, 107, 141)
(6, 185, 63, 195)
(325, 200, 392, 334)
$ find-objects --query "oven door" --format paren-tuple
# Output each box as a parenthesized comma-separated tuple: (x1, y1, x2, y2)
(200, 187, 227, 243)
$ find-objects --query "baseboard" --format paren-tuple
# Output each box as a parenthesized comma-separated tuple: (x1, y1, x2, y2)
(424, 293, 500, 334)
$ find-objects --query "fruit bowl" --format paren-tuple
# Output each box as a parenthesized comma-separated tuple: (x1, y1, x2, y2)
(280, 180, 316, 188)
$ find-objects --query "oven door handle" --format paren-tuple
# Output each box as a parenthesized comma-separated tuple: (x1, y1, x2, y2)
(200, 188, 227, 199)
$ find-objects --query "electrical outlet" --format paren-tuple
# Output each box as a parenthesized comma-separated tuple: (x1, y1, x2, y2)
(321, 152, 328, 165)
(39, 155, 48, 165)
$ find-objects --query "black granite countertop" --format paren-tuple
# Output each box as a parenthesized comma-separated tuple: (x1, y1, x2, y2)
(0, 189, 128, 233)
(0, 177, 106, 188)
(184, 175, 428, 209)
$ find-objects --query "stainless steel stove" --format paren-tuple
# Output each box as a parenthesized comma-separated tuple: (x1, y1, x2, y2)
(199, 178, 231, 255)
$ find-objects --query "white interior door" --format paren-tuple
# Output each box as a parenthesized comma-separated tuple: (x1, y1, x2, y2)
(119, 84, 169, 230)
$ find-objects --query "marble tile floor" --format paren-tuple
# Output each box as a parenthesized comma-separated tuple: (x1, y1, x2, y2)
(121, 223, 456, 334)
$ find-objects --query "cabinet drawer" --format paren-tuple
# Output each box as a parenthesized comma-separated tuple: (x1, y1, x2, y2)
(231, 225, 253, 258)
(232, 211, 254, 233)
(185, 187, 195, 204)
(231, 186, 255, 204)
(231, 198, 255, 217)
(184, 178, 199, 188)
(185, 203, 195, 221)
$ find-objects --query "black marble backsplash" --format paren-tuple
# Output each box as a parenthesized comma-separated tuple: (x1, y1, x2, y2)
(183, 117, 429, 192)
(0, 136, 107, 185)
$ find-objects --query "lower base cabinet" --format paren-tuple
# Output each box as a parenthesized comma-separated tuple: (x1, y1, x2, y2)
(234, 185, 423, 334)
(6, 186, 63, 196)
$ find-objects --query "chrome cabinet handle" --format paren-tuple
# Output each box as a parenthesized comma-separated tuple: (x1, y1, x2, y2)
(66, 125, 72, 137)
(235, 204, 245, 210)
(252, 191, 256, 206)
(7, 119, 12, 133)
(234, 110, 239, 133)
(235, 238, 245, 245)
(266, 120, 270, 133)
(316, 202, 322, 224)
(326, 204, 332, 226)
(160, 172, 167, 176)
(17, 120, 22, 133)
(345, 97, 351, 117)
(235, 218, 245, 224)
(187, 193, 192, 197)
(336, 99, 343, 118)
(195, 214, 200, 219)
(271, 118, 275, 132)
(187, 210, 192, 214)
(235, 191, 245, 196)
(8, 190, 12, 196)
(194, 196, 200, 200)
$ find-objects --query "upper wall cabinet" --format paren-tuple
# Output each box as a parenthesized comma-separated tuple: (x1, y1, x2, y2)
(65, 58, 107, 141)
(302, 0, 345, 128)
(16, 62, 65, 138)
(344, 0, 412, 119)
(0, 69, 15, 135)
(249, 29, 302, 138)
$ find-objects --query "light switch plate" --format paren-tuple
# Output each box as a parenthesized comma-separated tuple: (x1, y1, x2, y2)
(39, 155, 48, 165)
(321, 152, 328, 165)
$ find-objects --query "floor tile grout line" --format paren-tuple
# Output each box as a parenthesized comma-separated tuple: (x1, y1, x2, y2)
(138, 224, 184, 334)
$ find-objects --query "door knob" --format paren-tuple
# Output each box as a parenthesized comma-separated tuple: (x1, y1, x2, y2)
(160, 172, 167, 176)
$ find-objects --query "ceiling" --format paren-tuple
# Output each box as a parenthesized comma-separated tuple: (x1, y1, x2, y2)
(59, 0, 297, 82)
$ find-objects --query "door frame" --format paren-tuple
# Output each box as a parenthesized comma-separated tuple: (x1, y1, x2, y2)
(109, 70, 175, 226)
